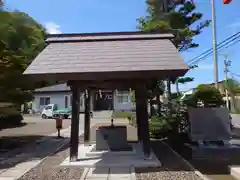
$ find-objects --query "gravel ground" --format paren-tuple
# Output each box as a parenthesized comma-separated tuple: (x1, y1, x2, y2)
(18, 136, 85, 180)
(135, 140, 203, 180)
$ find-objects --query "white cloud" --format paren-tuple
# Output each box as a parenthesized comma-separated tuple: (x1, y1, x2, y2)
(44, 22, 62, 34)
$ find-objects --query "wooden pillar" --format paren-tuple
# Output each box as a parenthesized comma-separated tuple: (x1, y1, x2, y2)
(135, 84, 151, 157)
(84, 89, 91, 144)
(135, 89, 142, 141)
(166, 79, 172, 118)
(70, 84, 80, 161)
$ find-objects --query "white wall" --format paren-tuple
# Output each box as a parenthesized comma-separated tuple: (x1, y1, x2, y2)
(113, 90, 135, 111)
(32, 90, 135, 113)
(32, 92, 85, 112)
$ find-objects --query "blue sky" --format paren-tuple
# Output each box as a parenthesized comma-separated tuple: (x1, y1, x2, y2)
(5, 0, 240, 91)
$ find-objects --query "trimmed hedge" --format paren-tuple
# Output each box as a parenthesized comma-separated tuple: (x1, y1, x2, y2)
(149, 116, 172, 139)
(0, 107, 23, 127)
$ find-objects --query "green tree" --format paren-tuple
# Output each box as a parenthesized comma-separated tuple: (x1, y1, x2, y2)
(137, 0, 210, 96)
(224, 78, 240, 113)
(138, 0, 210, 51)
(174, 65, 198, 94)
(187, 84, 224, 108)
(0, 10, 46, 106)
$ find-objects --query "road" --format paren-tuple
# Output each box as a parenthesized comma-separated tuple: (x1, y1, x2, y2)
(0, 116, 71, 137)
(0, 111, 116, 152)
(0, 113, 114, 138)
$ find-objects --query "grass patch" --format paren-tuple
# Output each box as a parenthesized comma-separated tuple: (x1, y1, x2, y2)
(112, 111, 135, 119)
(231, 112, 240, 114)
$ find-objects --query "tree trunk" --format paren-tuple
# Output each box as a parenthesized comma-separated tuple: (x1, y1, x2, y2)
(230, 93, 239, 113)
(149, 99, 154, 117)
(156, 94, 161, 115)
(166, 80, 172, 118)
(176, 81, 180, 95)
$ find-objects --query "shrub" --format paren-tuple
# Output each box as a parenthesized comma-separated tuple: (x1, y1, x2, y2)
(0, 107, 23, 128)
(186, 84, 224, 107)
(127, 114, 137, 127)
(149, 116, 172, 138)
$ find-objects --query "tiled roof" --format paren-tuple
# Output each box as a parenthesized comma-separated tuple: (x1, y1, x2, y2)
(34, 83, 70, 92)
(46, 32, 174, 42)
(23, 31, 188, 80)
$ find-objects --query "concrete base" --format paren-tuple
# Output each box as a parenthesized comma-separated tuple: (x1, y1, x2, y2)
(230, 166, 240, 180)
(96, 126, 130, 151)
(60, 143, 161, 168)
(185, 143, 240, 160)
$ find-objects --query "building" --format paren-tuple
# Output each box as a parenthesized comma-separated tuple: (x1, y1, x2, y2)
(32, 83, 135, 112)
(23, 31, 188, 159)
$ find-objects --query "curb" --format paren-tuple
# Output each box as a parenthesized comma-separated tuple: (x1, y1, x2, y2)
(131, 166, 137, 180)
(17, 139, 70, 180)
(6, 124, 95, 179)
(162, 141, 212, 180)
(80, 168, 90, 180)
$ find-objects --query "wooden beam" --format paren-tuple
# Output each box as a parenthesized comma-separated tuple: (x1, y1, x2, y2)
(67, 79, 149, 90)
(135, 84, 151, 157)
(70, 84, 80, 161)
(84, 89, 91, 144)
(38, 69, 187, 82)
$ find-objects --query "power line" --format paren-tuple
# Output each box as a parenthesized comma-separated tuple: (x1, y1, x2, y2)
(188, 34, 240, 65)
(188, 31, 240, 64)
(224, 39, 240, 49)
(230, 71, 240, 78)
(188, 32, 240, 65)
(189, 36, 240, 65)
(187, 31, 240, 64)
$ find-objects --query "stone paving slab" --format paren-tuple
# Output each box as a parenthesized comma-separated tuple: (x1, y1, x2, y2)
(87, 167, 109, 178)
(230, 166, 240, 180)
(84, 167, 133, 180)
(61, 143, 161, 168)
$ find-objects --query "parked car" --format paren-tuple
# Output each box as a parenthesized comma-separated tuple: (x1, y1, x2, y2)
(53, 108, 72, 119)
(41, 104, 71, 119)
(41, 104, 94, 119)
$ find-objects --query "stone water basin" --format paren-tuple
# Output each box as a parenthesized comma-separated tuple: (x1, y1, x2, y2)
(95, 125, 132, 151)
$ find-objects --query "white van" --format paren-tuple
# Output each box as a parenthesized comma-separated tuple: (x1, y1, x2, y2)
(41, 104, 57, 119)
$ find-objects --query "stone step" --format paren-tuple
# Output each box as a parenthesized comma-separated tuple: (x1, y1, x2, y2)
(230, 166, 240, 180)
(85, 150, 136, 158)
(83, 167, 134, 180)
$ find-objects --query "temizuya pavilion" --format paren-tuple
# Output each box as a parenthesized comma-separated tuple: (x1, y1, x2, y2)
(23, 31, 188, 161)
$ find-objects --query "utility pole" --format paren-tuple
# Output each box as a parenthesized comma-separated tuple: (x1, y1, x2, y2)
(211, 0, 219, 89)
(223, 54, 231, 109)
